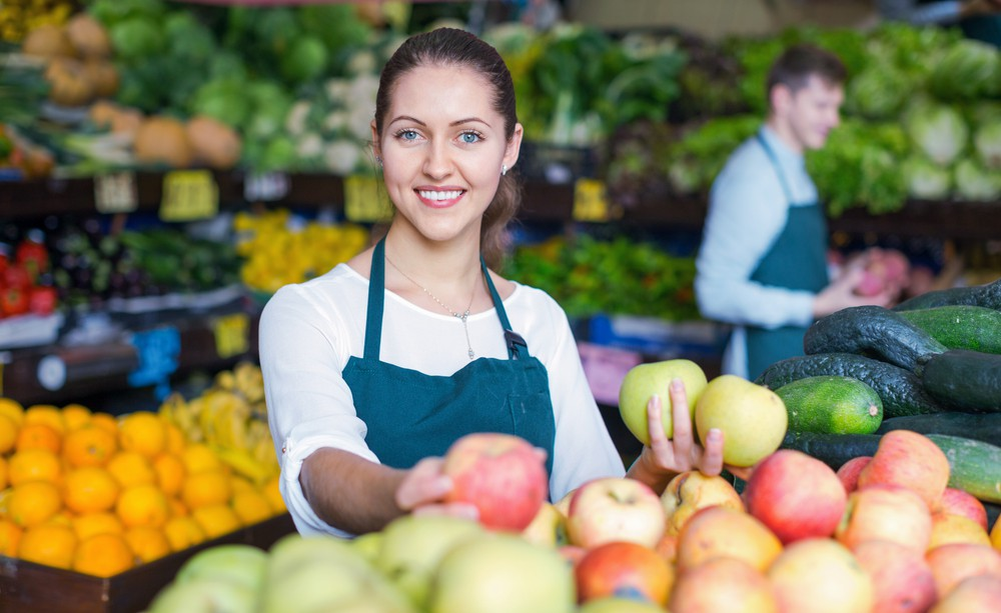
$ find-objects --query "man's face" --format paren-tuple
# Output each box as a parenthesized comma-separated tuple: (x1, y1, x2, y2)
(779, 75, 844, 151)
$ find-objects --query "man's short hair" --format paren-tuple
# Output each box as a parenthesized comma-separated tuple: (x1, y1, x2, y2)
(766, 43, 847, 98)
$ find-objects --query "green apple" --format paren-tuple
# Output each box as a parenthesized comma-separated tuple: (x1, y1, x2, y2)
(375, 514, 484, 609)
(521, 501, 567, 548)
(428, 533, 576, 613)
(148, 577, 256, 613)
(260, 558, 374, 613)
(694, 374, 788, 467)
(175, 544, 268, 594)
(618, 359, 708, 445)
(267, 533, 372, 581)
(352, 530, 384, 564)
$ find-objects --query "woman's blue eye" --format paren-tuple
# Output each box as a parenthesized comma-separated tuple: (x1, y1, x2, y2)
(400, 130, 418, 141)
(460, 132, 480, 144)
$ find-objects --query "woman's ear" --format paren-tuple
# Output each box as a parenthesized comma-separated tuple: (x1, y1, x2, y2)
(370, 120, 381, 161)
(503, 123, 524, 173)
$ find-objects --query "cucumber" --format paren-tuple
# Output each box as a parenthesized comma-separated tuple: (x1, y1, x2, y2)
(804, 305, 947, 371)
(897, 305, 1001, 354)
(918, 350, 1001, 414)
(774, 376, 883, 435)
(893, 278, 1001, 311)
(926, 434, 1001, 504)
(780, 431, 1001, 504)
(756, 353, 946, 418)
(876, 413, 1001, 447)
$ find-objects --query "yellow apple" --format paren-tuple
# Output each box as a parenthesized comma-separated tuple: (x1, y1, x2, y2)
(694, 375, 787, 467)
(618, 359, 708, 446)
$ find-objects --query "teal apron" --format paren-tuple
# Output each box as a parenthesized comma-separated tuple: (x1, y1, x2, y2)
(342, 237, 557, 476)
(744, 133, 829, 381)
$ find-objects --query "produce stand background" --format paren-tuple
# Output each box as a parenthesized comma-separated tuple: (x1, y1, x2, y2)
(0, 513, 295, 613)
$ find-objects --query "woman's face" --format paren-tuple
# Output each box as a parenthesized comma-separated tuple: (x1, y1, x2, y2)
(374, 63, 522, 245)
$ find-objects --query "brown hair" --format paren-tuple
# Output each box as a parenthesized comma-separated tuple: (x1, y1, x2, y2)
(374, 27, 521, 269)
(766, 43, 847, 103)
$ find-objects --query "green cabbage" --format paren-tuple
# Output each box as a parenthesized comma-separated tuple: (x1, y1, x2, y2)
(974, 118, 1001, 170)
(901, 156, 952, 200)
(846, 62, 908, 120)
(903, 102, 969, 166)
(954, 158, 1001, 201)
(929, 40, 1001, 101)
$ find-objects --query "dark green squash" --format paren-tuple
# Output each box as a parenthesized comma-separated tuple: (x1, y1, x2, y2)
(877, 412, 1001, 447)
(893, 277, 1001, 311)
(804, 305, 947, 371)
(918, 349, 1001, 414)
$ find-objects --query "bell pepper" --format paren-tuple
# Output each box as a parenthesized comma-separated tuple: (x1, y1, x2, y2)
(28, 285, 58, 316)
(1, 285, 29, 317)
(16, 238, 48, 282)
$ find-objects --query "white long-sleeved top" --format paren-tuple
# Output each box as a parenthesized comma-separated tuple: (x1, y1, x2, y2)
(258, 262, 625, 537)
(694, 126, 821, 380)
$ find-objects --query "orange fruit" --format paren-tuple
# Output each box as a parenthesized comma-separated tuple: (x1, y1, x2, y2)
(106, 451, 155, 488)
(0, 415, 17, 454)
(191, 504, 241, 540)
(118, 412, 167, 459)
(63, 425, 119, 468)
(90, 413, 119, 436)
(181, 469, 232, 510)
(0, 519, 23, 556)
(168, 497, 188, 518)
(163, 516, 205, 551)
(19, 523, 77, 569)
(230, 476, 255, 496)
(63, 467, 120, 514)
(14, 423, 61, 454)
(164, 423, 186, 455)
(72, 512, 124, 540)
(0, 457, 7, 490)
(7, 448, 62, 486)
(124, 526, 171, 563)
(0, 488, 12, 516)
(263, 476, 286, 513)
(61, 404, 93, 431)
(23, 405, 65, 434)
(152, 453, 185, 497)
(116, 484, 169, 529)
(0, 398, 25, 427)
(180, 443, 222, 475)
(231, 490, 273, 525)
(73, 532, 134, 577)
(7, 481, 62, 527)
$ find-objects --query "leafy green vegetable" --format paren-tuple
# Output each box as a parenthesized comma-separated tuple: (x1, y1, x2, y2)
(901, 155, 952, 200)
(929, 39, 1001, 101)
(903, 101, 969, 166)
(846, 61, 908, 120)
(954, 158, 1001, 201)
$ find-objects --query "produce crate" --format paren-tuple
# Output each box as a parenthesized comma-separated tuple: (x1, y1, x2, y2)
(0, 513, 296, 613)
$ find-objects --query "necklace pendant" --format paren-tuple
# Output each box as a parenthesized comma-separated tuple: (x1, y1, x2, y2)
(468, 348, 475, 360)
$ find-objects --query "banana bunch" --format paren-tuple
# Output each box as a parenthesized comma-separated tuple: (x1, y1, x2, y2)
(159, 362, 278, 484)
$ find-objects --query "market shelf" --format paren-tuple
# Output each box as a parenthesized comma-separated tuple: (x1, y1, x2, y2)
(4, 173, 1000, 240)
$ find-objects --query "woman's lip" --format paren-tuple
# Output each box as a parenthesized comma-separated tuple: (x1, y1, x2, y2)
(415, 187, 466, 208)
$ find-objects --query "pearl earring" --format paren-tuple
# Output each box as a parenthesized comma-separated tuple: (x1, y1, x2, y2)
(501, 164, 507, 176)
(375, 155, 383, 167)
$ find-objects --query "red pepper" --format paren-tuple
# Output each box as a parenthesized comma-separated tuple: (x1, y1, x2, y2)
(0, 252, 7, 275)
(1, 285, 29, 317)
(3, 264, 30, 290)
(28, 285, 58, 316)
(15, 239, 48, 282)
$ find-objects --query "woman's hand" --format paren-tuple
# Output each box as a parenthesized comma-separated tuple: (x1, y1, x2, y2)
(627, 378, 751, 492)
(394, 456, 479, 520)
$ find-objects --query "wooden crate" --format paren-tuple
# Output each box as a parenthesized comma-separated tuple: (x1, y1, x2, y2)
(0, 513, 296, 613)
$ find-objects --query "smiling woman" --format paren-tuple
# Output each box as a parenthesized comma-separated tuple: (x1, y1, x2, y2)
(258, 27, 727, 540)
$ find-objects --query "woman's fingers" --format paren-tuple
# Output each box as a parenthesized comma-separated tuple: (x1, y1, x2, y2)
(668, 379, 693, 468)
(697, 427, 725, 476)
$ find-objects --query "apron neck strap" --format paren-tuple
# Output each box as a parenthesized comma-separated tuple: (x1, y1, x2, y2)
(364, 237, 389, 359)
(481, 257, 526, 359)
(756, 131, 796, 204)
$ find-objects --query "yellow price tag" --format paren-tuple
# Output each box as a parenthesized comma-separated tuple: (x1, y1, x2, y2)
(160, 170, 219, 222)
(573, 178, 611, 222)
(212, 313, 249, 359)
(344, 175, 392, 223)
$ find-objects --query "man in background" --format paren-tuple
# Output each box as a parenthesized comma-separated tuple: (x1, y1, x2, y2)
(694, 44, 895, 381)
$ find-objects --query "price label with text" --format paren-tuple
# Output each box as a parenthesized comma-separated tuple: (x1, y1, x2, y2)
(127, 326, 180, 400)
(94, 172, 138, 214)
(212, 313, 250, 359)
(160, 170, 218, 222)
(572, 178, 611, 222)
(344, 175, 392, 223)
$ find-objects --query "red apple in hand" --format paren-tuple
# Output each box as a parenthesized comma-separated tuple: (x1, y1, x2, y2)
(574, 541, 673, 606)
(442, 432, 548, 532)
(566, 477, 666, 549)
(742, 449, 847, 544)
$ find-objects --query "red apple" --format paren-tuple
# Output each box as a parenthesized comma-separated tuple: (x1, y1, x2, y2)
(742, 449, 847, 544)
(931, 575, 1001, 612)
(654, 532, 678, 565)
(925, 542, 1001, 597)
(836, 485, 933, 554)
(669, 557, 778, 613)
(675, 506, 782, 573)
(836, 456, 872, 493)
(929, 512, 992, 549)
(938, 487, 988, 530)
(857, 430, 950, 510)
(566, 477, 666, 549)
(852, 540, 937, 613)
(442, 432, 547, 532)
(574, 541, 673, 606)
(768, 538, 875, 613)
(660, 470, 744, 536)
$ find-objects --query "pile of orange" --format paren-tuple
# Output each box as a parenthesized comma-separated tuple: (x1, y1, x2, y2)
(0, 397, 286, 577)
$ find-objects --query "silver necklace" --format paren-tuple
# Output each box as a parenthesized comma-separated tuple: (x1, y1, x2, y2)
(385, 253, 478, 360)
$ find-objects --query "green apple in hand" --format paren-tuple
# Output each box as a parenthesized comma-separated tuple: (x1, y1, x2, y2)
(618, 359, 708, 446)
